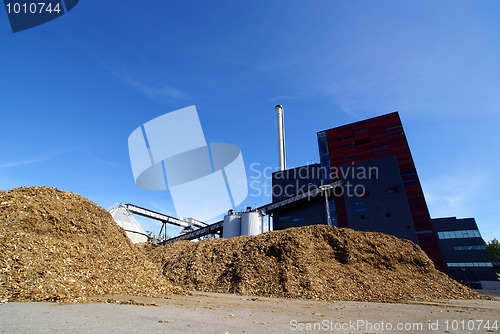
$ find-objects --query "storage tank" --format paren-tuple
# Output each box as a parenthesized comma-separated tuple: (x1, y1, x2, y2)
(241, 211, 263, 236)
(223, 211, 241, 238)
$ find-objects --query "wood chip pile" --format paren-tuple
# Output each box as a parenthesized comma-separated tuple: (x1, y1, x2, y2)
(0, 186, 486, 304)
(0, 187, 182, 303)
(148, 225, 485, 303)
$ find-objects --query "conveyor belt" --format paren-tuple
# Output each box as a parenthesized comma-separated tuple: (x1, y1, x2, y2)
(125, 203, 207, 228)
(159, 221, 223, 245)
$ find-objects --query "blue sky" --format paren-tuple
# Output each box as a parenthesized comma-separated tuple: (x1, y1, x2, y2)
(1, 1, 499, 241)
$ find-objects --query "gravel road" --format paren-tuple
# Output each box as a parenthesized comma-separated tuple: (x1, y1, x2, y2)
(1, 291, 499, 333)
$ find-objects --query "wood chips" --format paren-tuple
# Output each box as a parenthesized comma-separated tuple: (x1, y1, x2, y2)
(148, 224, 485, 303)
(0, 187, 182, 303)
(0, 186, 486, 304)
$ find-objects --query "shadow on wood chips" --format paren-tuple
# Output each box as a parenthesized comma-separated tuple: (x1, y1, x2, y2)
(0, 186, 486, 304)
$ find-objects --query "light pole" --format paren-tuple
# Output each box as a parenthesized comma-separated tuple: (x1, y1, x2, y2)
(319, 185, 333, 226)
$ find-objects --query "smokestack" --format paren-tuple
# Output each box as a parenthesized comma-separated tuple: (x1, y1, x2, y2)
(275, 105, 286, 171)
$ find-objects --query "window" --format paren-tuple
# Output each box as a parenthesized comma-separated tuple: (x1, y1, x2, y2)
(453, 245, 487, 251)
(354, 128, 368, 133)
(343, 156, 358, 161)
(354, 137, 371, 146)
(437, 230, 481, 239)
(340, 136, 353, 141)
(375, 149, 391, 154)
(387, 186, 400, 194)
(373, 144, 389, 150)
(318, 139, 328, 155)
(386, 125, 402, 131)
(349, 208, 366, 213)
(447, 262, 493, 268)
(463, 230, 480, 238)
(341, 143, 354, 148)
(388, 132, 403, 138)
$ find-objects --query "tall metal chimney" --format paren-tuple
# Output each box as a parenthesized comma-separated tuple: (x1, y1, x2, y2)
(275, 105, 286, 171)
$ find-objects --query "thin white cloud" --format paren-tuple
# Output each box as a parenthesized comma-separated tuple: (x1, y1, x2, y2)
(80, 149, 123, 167)
(105, 67, 186, 99)
(424, 174, 500, 242)
(301, 36, 500, 121)
(269, 91, 313, 103)
(423, 171, 488, 219)
(0, 157, 49, 168)
(0, 149, 122, 169)
(65, 35, 186, 100)
(0, 151, 67, 168)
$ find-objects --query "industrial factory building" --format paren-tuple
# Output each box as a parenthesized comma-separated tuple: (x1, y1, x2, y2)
(110, 106, 496, 289)
(432, 217, 497, 289)
(271, 111, 496, 288)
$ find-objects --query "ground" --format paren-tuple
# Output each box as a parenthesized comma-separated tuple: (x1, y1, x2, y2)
(0, 291, 498, 333)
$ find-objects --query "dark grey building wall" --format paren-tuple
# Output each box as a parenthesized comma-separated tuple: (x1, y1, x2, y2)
(273, 199, 326, 230)
(432, 217, 497, 288)
(271, 164, 330, 229)
(341, 155, 419, 243)
(272, 164, 323, 202)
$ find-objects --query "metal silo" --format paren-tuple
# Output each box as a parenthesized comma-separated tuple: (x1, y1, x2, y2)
(223, 210, 241, 238)
(241, 210, 263, 236)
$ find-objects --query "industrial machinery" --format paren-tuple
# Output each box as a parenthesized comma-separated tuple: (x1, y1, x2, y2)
(111, 104, 342, 245)
(158, 179, 341, 245)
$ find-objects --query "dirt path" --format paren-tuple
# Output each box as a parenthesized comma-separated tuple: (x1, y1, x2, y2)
(1, 292, 499, 333)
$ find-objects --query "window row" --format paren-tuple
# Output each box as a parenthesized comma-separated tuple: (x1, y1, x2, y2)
(437, 230, 481, 239)
(358, 212, 391, 220)
(447, 262, 493, 268)
(349, 207, 366, 213)
(453, 245, 486, 251)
